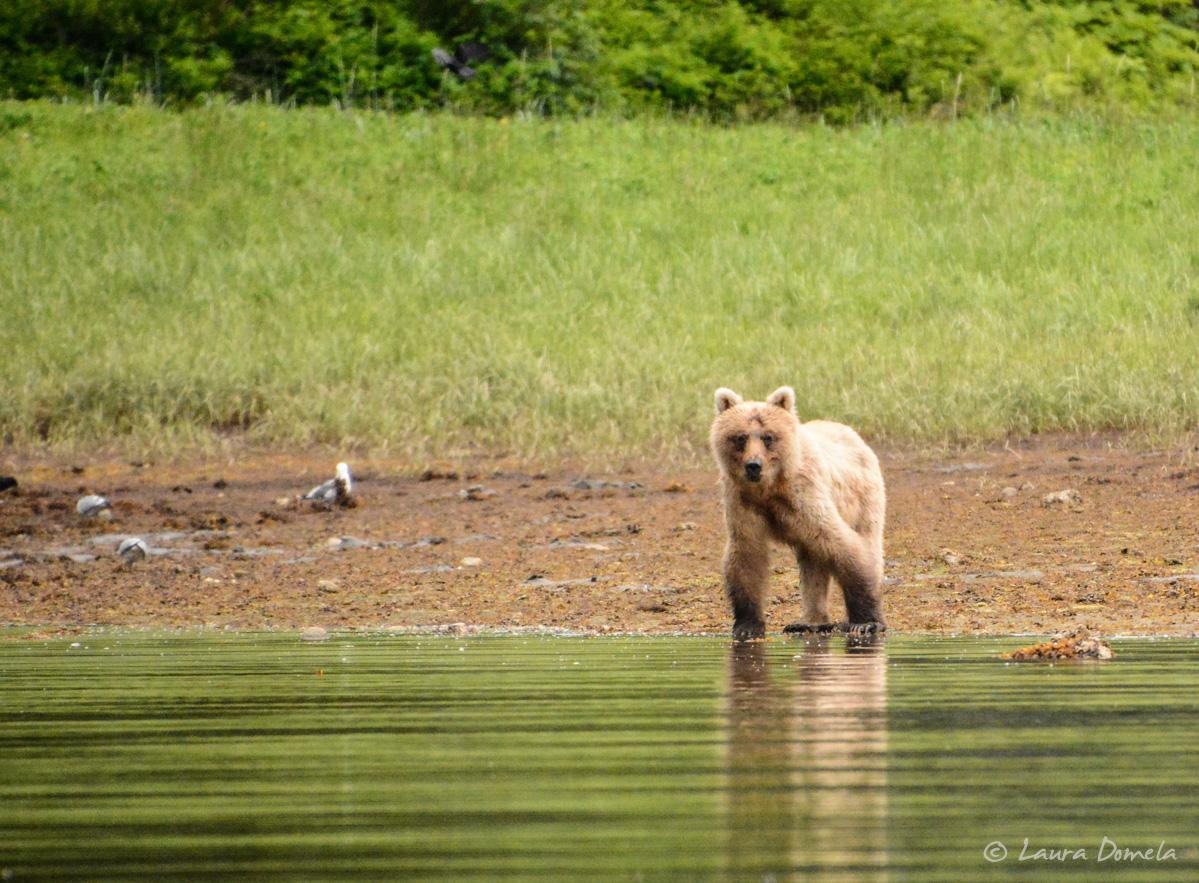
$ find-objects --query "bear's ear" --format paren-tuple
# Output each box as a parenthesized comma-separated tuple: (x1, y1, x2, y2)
(766, 386, 797, 415)
(714, 388, 743, 414)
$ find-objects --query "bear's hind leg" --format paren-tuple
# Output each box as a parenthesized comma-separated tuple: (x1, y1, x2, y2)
(783, 552, 837, 634)
(832, 547, 887, 634)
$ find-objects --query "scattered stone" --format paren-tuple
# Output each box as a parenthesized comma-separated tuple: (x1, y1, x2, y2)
(411, 536, 447, 548)
(672, 522, 698, 532)
(317, 579, 340, 593)
(522, 575, 606, 588)
(966, 569, 1044, 582)
(232, 547, 287, 558)
(544, 539, 609, 551)
(564, 478, 643, 492)
(460, 557, 483, 567)
(117, 537, 148, 567)
(938, 548, 964, 567)
(1043, 489, 1083, 507)
(76, 494, 112, 520)
(543, 488, 570, 500)
(999, 486, 1018, 501)
(1001, 627, 1113, 661)
(419, 466, 460, 481)
(663, 481, 692, 493)
(459, 485, 496, 501)
(1020, 482, 1037, 492)
(932, 462, 989, 474)
(300, 626, 330, 642)
(570, 478, 605, 491)
(325, 536, 369, 551)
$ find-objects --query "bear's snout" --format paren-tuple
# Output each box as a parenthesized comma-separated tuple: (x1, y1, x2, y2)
(744, 459, 763, 482)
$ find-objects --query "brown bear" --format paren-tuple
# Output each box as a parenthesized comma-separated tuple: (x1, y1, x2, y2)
(710, 386, 886, 640)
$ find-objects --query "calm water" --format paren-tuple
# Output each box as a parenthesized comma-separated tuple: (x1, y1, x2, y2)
(1, 632, 1197, 881)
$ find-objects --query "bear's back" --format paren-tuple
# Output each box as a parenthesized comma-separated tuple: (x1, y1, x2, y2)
(798, 419, 884, 538)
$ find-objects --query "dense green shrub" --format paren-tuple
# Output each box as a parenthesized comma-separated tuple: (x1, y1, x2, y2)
(1, 0, 1197, 118)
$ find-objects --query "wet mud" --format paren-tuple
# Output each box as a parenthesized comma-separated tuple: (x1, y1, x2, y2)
(3, 437, 1199, 637)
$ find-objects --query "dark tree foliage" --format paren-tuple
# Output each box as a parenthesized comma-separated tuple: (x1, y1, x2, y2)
(1, 0, 1197, 118)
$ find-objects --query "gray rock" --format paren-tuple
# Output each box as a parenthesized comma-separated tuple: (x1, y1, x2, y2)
(1043, 489, 1083, 507)
(326, 536, 369, 551)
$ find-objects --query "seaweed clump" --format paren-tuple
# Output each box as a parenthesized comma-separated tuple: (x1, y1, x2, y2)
(1002, 627, 1114, 661)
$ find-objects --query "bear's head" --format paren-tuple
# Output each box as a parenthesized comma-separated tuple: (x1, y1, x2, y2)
(710, 387, 799, 490)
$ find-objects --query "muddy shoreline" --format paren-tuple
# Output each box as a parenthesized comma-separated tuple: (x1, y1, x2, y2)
(3, 436, 1199, 638)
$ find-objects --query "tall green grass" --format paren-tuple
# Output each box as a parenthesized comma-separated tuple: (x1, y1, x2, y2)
(2, 102, 1199, 463)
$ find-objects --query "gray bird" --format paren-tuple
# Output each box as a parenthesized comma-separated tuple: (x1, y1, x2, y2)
(303, 462, 353, 505)
(77, 494, 112, 520)
(432, 42, 492, 80)
(117, 537, 148, 566)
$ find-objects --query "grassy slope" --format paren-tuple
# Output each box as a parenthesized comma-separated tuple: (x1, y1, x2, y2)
(2, 102, 1198, 463)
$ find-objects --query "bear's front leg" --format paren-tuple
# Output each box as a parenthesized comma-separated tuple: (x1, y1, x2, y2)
(723, 536, 771, 641)
(783, 550, 836, 634)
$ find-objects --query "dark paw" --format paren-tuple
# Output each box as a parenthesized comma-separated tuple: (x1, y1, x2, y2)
(841, 621, 886, 635)
(783, 622, 838, 635)
(732, 619, 766, 642)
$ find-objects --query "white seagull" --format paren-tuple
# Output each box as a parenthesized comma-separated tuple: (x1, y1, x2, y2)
(76, 494, 112, 519)
(303, 462, 353, 505)
(117, 537, 149, 566)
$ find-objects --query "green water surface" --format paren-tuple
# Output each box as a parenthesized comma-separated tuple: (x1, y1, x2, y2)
(0, 632, 1196, 881)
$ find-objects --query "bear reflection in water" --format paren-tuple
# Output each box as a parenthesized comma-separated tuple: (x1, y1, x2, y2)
(724, 636, 888, 881)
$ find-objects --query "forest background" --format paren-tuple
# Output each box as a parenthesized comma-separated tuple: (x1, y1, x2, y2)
(5, 1, 1199, 462)
(5, 0, 1199, 121)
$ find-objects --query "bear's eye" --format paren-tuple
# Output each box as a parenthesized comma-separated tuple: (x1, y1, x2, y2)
(733, 434, 748, 451)
(762, 434, 774, 449)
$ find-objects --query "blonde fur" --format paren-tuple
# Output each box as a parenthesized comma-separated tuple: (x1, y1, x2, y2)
(710, 387, 886, 640)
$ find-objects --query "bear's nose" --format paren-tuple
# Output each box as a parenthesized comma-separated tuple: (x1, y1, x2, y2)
(744, 460, 762, 482)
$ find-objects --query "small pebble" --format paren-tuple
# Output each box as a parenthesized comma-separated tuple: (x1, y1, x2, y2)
(1043, 488, 1083, 507)
(938, 548, 964, 567)
(300, 626, 329, 642)
(461, 557, 483, 567)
